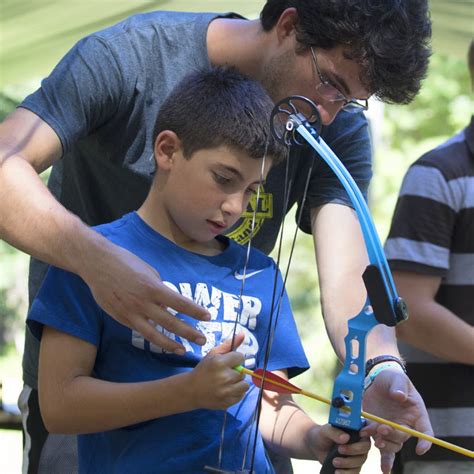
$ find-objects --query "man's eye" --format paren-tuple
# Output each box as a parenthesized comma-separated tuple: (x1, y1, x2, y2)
(245, 187, 258, 196)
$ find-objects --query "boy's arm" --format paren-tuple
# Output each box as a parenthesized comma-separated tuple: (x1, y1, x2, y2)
(0, 109, 210, 353)
(258, 370, 371, 469)
(38, 326, 248, 434)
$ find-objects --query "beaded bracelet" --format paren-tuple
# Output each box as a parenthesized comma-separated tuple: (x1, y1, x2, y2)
(363, 361, 406, 391)
(365, 355, 406, 377)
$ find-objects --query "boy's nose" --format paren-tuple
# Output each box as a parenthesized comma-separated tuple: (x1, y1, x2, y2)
(221, 193, 246, 217)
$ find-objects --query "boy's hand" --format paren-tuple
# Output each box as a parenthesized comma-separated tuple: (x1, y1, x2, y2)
(307, 424, 371, 473)
(189, 333, 249, 410)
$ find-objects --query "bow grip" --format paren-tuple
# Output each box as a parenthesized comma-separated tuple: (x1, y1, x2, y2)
(320, 428, 361, 474)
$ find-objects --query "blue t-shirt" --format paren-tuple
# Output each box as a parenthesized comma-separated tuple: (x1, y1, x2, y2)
(28, 212, 309, 473)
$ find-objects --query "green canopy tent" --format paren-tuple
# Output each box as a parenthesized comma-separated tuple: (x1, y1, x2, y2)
(0, 0, 472, 89)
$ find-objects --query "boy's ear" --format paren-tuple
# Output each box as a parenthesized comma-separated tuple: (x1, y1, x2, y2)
(154, 130, 182, 170)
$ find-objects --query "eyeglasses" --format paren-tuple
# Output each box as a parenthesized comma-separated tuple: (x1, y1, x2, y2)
(310, 47, 368, 113)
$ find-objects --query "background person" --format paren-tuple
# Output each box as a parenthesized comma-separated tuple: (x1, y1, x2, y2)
(385, 40, 474, 474)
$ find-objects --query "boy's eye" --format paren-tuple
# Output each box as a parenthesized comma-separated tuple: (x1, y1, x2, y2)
(213, 172, 232, 186)
(245, 187, 258, 196)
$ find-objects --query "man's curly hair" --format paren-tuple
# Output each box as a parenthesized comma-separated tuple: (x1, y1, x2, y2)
(260, 0, 432, 104)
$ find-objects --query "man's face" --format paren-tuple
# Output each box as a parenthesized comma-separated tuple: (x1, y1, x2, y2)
(159, 145, 272, 249)
(260, 44, 370, 125)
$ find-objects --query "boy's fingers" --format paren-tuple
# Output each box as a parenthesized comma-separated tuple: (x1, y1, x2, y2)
(209, 333, 246, 355)
(332, 453, 368, 471)
(338, 438, 371, 453)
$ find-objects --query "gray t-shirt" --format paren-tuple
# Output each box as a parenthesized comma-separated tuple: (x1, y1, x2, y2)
(20, 10, 372, 388)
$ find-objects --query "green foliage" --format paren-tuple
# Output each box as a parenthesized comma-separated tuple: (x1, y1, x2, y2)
(384, 52, 472, 150)
(0, 92, 18, 122)
(0, 289, 20, 356)
(372, 51, 473, 243)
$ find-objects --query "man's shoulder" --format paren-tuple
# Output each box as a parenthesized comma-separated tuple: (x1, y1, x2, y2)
(91, 11, 220, 41)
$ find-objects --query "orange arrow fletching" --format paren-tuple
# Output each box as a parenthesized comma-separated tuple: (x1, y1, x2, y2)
(235, 365, 301, 395)
(251, 368, 302, 394)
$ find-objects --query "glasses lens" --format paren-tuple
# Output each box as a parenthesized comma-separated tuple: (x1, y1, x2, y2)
(316, 83, 346, 102)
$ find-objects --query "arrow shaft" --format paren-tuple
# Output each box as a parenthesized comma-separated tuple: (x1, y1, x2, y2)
(238, 367, 474, 459)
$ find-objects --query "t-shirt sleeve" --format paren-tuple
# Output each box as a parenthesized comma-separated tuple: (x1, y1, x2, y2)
(19, 35, 127, 155)
(263, 265, 309, 379)
(298, 110, 372, 233)
(27, 266, 103, 346)
(384, 163, 456, 276)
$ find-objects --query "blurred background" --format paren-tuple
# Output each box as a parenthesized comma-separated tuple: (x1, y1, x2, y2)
(0, 1, 472, 472)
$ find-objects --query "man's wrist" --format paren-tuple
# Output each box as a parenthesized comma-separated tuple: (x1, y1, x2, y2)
(364, 356, 406, 392)
(365, 355, 406, 376)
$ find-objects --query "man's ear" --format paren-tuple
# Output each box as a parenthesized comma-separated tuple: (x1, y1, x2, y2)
(274, 7, 299, 44)
(154, 130, 182, 170)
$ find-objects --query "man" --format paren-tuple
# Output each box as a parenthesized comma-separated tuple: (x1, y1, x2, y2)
(385, 41, 474, 474)
(0, 1, 432, 473)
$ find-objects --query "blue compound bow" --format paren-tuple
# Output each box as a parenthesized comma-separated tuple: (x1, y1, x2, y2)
(270, 96, 408, 472)
(205, 96, 409, 473)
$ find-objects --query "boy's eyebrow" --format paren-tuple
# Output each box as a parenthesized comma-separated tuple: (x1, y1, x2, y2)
(218, 164, 265, 185)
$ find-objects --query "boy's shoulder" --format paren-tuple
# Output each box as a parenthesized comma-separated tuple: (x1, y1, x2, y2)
(225, 237, 278, 273)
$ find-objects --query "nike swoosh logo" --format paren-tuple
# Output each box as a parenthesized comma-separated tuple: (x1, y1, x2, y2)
(234, 269, 264, 280)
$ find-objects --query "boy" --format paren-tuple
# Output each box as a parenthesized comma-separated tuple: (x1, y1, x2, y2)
(27, 68, 370, 473)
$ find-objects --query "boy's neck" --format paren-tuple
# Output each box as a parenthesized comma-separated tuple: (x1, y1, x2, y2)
(137, 194, 227, 257)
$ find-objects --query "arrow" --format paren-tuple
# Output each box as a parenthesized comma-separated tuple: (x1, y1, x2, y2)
(234, 365, 474, 459)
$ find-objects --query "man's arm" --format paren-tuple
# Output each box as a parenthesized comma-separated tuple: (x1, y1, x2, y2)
(0, 108, 210, 353)
(394, 271, 474, 365)
(311, 203, 433, 472)
(310, 203, 399, 360)
(38, 326, 247, 434)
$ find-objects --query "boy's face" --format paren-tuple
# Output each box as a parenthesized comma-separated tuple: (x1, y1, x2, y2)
(157, 143, 272, 248)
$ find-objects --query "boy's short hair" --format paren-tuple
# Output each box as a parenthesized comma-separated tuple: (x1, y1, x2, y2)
(153, 67, 286, 165)
(260, 0, 432, 104)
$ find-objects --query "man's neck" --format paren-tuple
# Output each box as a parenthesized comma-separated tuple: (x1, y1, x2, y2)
(206, 17, 270, 79)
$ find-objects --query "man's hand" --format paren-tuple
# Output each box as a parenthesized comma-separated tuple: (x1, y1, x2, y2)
(190, 334, 249, 410)
(361, 369, 433, 473)
(307, 424, 371, 473)
(82, 240, 211, 355)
